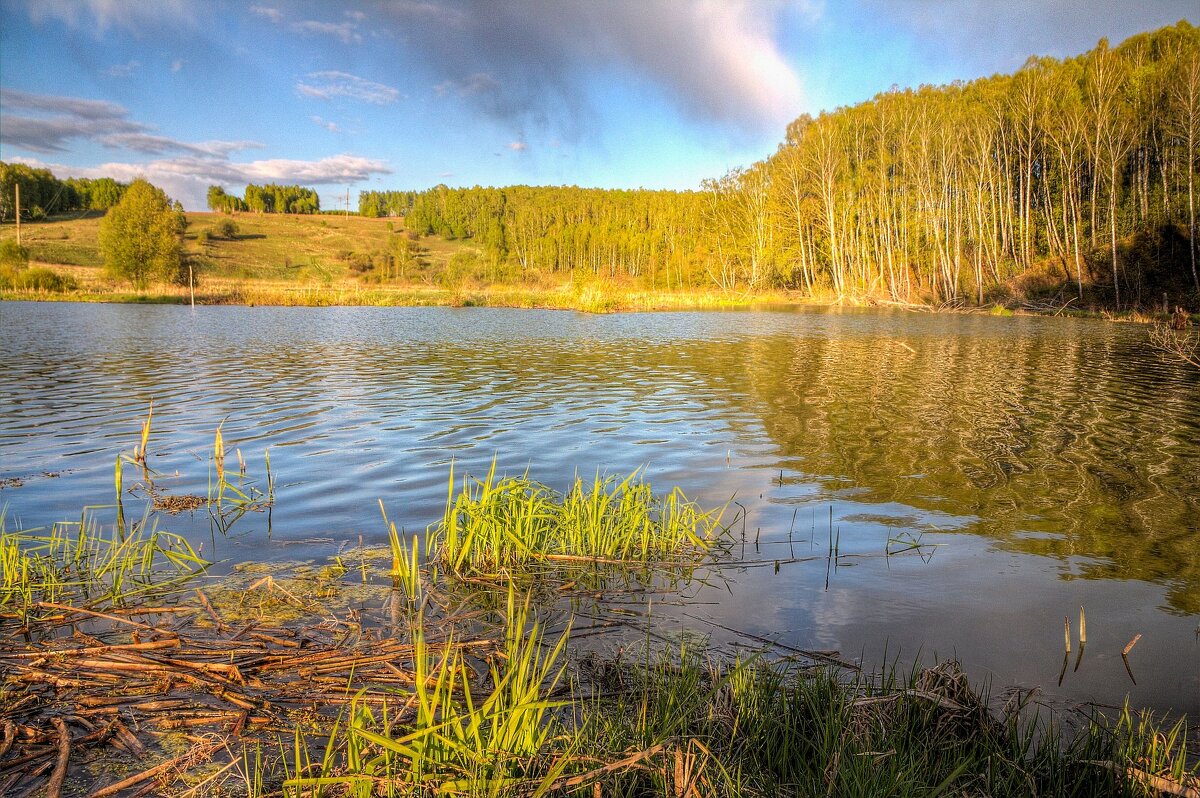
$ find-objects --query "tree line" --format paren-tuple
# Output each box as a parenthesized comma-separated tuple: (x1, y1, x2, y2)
(361, 185, 710, 289)
(0, 162, 128, 220)
(361, 22, 1200, 307)
(208, 183, 321, 214)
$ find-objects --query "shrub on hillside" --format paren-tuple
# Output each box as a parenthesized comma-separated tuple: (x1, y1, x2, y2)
(0, 238, 29, 269)
(14, 267, 75, 292)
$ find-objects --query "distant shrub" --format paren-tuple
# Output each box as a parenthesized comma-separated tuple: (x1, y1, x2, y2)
(0, 263, 20, 289)
(215, 219, 239, 239)
(347, 252, 374, 273)
(0, 239, 30, 270)
(196, 229, 211, 244)
(15, 267, 75, 292)
(440, 251, 485, 289)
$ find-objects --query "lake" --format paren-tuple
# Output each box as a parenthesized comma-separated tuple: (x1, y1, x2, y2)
(1, 301, 1197, 719)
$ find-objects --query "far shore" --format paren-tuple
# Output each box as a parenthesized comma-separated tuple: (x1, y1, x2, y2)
(1, 271, 1188, 324)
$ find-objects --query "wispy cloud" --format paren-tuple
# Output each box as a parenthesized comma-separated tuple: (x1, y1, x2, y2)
(247, 4, 363, 43)
(106, 60, 140, 78)
(507, 140, 527, 152)
(98, 133, 262, 158)
(248, 5, 283, 24)
(0, 89, 127, 120)
(297, 71, 400, 105)
(292, 19, 360, 43)
(311, 115, 342, 134)
(23, 0, 193, 34)
(171, 59, 185, 73)
(0, 89, 262, 157)
(1, 88, 145, 152)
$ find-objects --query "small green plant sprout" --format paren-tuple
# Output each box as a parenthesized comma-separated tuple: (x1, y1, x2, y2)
(116, 402, 155, 477)
(205, 421, 274, 532)
(214, 422, 226, 483)
(380, 499, 420, 600)
(134, 400, 153, 466)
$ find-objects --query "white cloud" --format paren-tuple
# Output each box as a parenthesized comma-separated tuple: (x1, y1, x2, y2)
(297, 71, 401, 105)
(171, 59, 185, 73)
(14, 153, 392, 211)
(507, 141, 528, 152)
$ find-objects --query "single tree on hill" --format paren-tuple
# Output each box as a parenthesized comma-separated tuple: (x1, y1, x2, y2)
(98, 179, 184, 288)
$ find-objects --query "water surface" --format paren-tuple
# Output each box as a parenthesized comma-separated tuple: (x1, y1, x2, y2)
(1, 301, 1197, 717)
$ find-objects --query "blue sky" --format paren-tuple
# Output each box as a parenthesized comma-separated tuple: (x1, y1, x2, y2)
(1, 0, 1194, 210)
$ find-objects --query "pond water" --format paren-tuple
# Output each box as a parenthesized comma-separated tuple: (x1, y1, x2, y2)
(1, 301, 1197, 719)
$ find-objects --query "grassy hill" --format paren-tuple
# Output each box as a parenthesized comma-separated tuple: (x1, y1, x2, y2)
(2, 211, 460, 289)
(0, 211, 773, 311)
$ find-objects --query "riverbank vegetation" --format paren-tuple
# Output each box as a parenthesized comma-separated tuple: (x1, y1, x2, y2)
(0, 423, 1196, 796)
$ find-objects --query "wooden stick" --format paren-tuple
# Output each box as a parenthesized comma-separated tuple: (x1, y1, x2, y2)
(194, 589, 225, 630)
(37, 603, 154, 630)
(0, 638, 180, 660)
(1123, 634, 1142, 656)
(546, 743, 669, 791)
(1064, 617, 1071, 654)
(46, 717, 70, 798)
(1084, 760, 1200, 798)
(1079, 606, 1087, 644)
(0, 721, 13, 759)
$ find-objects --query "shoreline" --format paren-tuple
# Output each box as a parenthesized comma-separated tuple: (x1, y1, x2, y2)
(1, 278, 1189, 323)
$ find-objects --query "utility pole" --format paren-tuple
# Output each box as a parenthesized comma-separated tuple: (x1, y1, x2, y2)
(15, 183, 21, 246)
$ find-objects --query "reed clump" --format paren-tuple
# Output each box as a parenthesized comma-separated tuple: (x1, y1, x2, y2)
(0, 510, 207, 623)
(428, 463, 728, 577)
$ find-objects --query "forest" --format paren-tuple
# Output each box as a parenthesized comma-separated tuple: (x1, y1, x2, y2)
(362, 22, 1200, 308)
(0, 162, 128, 220)
(207, 183, 321, 214)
